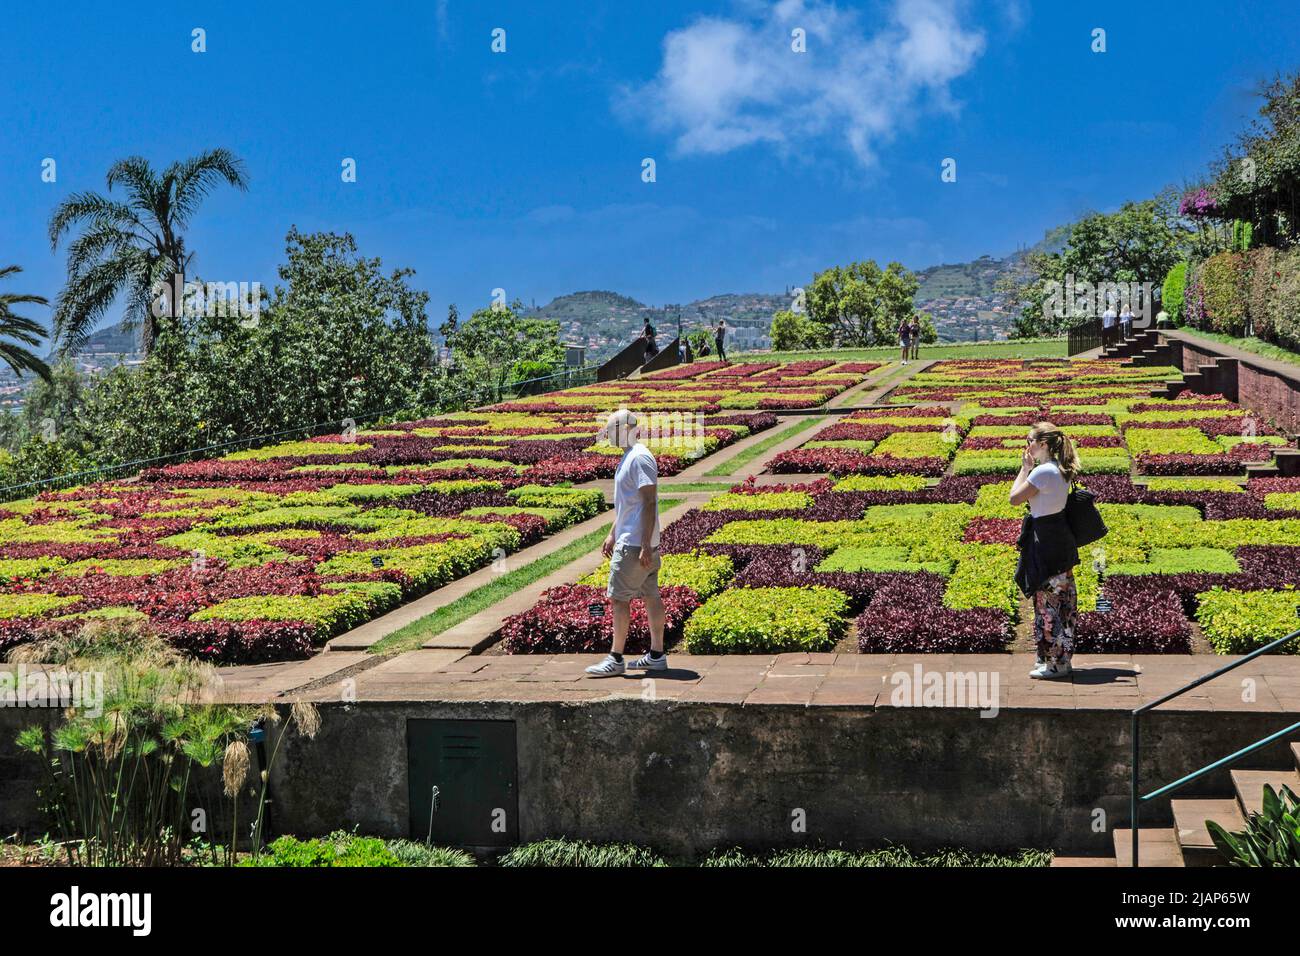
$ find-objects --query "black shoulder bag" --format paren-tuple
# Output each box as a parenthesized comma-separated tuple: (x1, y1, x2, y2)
(1064, 480, 1107, 546)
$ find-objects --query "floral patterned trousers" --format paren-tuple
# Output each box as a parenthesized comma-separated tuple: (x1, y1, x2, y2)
(1033, 569, 1078, 663)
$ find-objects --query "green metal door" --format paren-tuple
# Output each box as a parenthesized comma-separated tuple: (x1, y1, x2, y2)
(407, 718, 518, 846)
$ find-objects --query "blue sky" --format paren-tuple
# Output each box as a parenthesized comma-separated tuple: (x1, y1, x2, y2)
(2, 0, 1297, 332)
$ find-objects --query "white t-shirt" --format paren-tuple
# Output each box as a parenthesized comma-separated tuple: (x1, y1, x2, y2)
(1101, 310, 1117, 329)
(613, 443, 659, 547)
(1027, 462, 1069, 518)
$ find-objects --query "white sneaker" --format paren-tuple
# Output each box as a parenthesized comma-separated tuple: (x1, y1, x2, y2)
(629, 652, 668, 671)
(585, 654, 626, 678)
(1029, 659, 1072, 680)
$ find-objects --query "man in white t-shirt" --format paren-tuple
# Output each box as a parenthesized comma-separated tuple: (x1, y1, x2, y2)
(586, 409, 666, 677)
(1101, 306, 1117, 347)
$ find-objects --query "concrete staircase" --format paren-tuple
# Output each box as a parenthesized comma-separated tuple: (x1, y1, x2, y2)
(1052, 743, 1300, 867)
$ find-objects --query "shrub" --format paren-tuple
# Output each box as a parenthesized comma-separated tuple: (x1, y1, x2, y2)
(1162, 262, 1188, 326)
(1195, 587, 1300, 654)
(579, 550, 734, 600)
(1246, 246, 1280, 340)
(499, 584, 700, 654)
(241, 833, 403, 868)
(499, 839, 665, 867)
(701, 491, 813, 512)
(1200, 251, 1249, 335)
(1074, 590, 1191, 653)
(1108, 548, 1240, 576)
(682, 586, 850, 653)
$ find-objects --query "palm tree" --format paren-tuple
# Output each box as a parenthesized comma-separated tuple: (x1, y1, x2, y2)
(0, 265, 52, 382)
(48, 149, 249, 354)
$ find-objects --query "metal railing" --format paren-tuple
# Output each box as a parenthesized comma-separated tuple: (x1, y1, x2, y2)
(1130, 626, 1300, 867)
(1067, 317, 1103, 356)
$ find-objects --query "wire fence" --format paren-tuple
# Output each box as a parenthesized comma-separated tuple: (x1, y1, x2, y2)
(0, 363, 598, 503)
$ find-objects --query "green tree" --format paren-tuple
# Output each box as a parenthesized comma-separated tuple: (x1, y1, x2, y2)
(770, 309, 824, 351)
(447, 304, 563, 394)
(48, 149, 248, 353)
(1212, 71, 1300, 248)
(806, 260, 920, 346)
(0, 265, 52, 381)
(76, 229, 450, 465)
(1004, 200, 1184, 338)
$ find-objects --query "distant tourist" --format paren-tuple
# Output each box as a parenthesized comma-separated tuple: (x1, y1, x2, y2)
(642, 319, 657, 360)
(908, 317, 921, 361)
(1101, 305, 1117, 347)
(1010, 423, 1082, 680)
(1155, 307, 1170, 328)
(898, 318, 912, 365)
(586, 409, 666, 677)
(1119, 304, 1134, 340)
(714, 319, 727, 362)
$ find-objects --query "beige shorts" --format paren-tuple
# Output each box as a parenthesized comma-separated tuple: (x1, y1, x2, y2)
(607, 544, 661, 601)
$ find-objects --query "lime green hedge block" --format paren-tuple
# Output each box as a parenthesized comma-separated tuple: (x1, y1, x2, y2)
(831, 475, 930, 492)
(874, 431, 958, 459)
(59, 558, 187, 577)
(56, 606, 149, 622)
(1125, 428, 1221, 456)
(1195, 588, 1300, 655)
(1099, 504, 1203, 524)
(815, 546, 954, 575)
(226, 441, 370, 461)
(1264, 492, 1300, 511)
(702, 491, 814, 512)
(190, 592, 378, 638)
(427, 457, 523, 471)
(1108, 548, 1240, 576)
(317, 537, 503, 593)
(0, 593, 82, 618)
(156, 531, 291, 568)
(1142, 478, 1245, 493)
(952, 453, 1021, 475)
(579, 550, 734, 599)
(804, 440, 878, 452)
(942, 544, 1019, 616)
(0, 557, 69, 583)
(682, 586, 849, 653)
(1079, 455, 1132, 474)
(973, 481, 1020, 518)
(1215, 435, 1286, 450)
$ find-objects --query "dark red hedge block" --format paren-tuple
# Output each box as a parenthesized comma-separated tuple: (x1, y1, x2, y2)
(498, 584, 700, 655)
(1074, 590, 1191, 654)
(854, 573, 1012, 653)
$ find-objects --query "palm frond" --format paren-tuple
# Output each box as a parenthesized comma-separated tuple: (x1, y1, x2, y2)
(168, 148, 249, 229)
(48, 192, 142, 250)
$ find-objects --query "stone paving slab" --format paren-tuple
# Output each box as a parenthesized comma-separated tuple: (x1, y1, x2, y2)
(249, 650, 1300, 711)
(199, 651, 371, 704)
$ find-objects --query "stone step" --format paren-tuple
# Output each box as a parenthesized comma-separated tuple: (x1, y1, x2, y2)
(1051, 855, 1116, 867)
(1273, 450, 1300, 477)
(1171, 798, 1242, 867)
(1113, 827, 1186, 867)
(1245, 463, 1282, 479)
(1231, 768, 1300, 817)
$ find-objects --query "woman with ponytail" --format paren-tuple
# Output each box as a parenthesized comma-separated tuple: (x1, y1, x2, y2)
(1010, 422, 1082, 679)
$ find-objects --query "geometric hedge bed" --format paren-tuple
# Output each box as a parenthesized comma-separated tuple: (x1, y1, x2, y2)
(501, 473, 1300, 657)
(0, 359, 875, 664)
(502, 358, 1300, 658)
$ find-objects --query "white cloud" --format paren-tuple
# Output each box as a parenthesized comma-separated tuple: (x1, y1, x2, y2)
(618, 0, 985, 167)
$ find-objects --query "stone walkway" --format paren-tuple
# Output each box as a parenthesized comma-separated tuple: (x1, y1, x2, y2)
(199, 648, 1300, 710)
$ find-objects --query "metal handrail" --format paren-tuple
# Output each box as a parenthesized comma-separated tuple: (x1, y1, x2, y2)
(1130, 627, 1300, 866)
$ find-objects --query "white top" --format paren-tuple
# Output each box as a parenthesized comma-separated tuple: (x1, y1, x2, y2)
(613, 443, 660, 547)
(1101, 309, 1117, 328)
(1027, 461, 1069, 518)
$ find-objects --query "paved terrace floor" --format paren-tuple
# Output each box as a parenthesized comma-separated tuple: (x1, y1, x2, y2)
(193, 649, 1300, 711)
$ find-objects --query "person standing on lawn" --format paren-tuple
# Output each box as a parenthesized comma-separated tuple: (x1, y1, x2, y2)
(1010, 422, 1082, 680)
(586, 409, 666, 677)
(908, 317, 922, 361)
(714, 319, 728, 362)
(898, 317, 912, 365)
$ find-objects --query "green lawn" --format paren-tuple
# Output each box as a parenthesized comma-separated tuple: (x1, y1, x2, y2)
(368, 497, 683, 655)
(704, 417, 824, 476)
(737, 338, 1067, 363)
